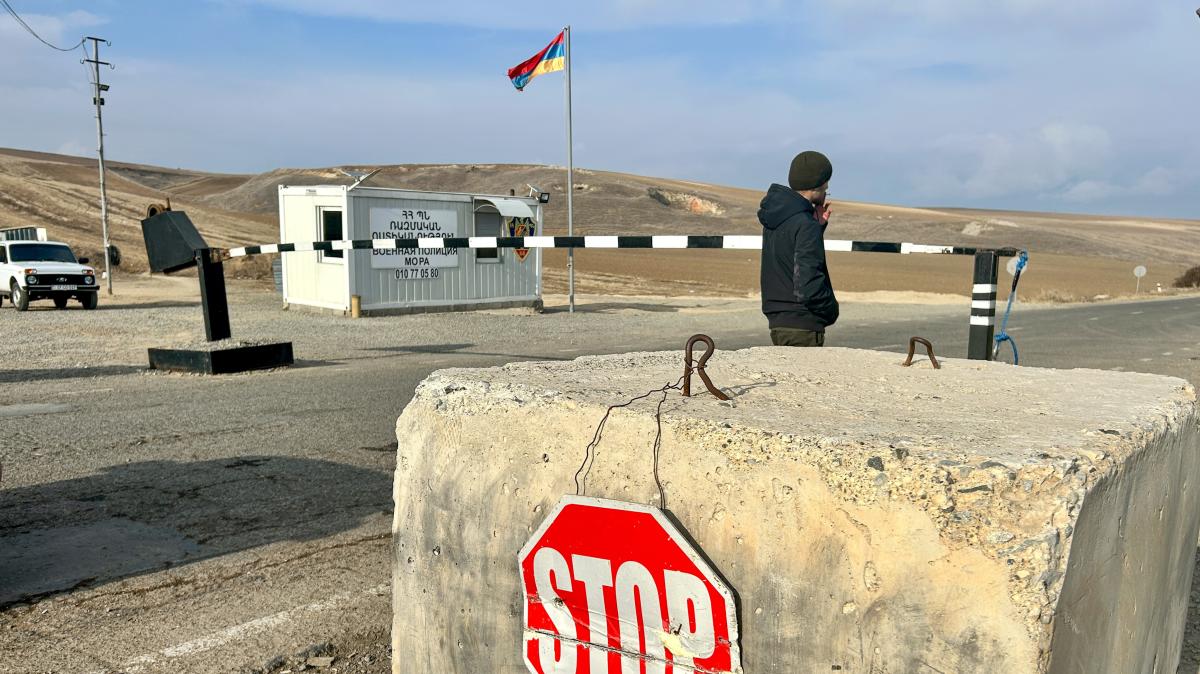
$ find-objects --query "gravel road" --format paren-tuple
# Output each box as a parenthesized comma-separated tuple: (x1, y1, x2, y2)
(0, 277, 1197, 673)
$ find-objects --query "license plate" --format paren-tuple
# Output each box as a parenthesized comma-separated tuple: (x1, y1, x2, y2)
(50, 285, 77, 291)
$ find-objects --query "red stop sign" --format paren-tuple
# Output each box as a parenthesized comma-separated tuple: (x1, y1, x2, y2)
(519, 496, 741, 673)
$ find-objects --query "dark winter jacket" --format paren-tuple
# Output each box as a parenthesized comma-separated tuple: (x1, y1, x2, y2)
(758, 184, 839, 331)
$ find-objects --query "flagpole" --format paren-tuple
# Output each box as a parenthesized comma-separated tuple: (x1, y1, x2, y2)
(564, 25, 576, 313)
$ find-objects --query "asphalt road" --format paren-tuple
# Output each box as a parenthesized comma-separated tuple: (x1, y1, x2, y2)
(840, 294, 1200, 384)
(0, 291, 1197, 673)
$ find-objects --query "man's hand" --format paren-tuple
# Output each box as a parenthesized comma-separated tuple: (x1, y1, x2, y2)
(815, 201, 832, 226)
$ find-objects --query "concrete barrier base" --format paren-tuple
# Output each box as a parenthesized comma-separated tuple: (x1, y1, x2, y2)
(392, 347, 1199, 673)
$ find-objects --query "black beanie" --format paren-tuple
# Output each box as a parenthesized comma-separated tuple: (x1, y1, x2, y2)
(788, 151, 832, 191)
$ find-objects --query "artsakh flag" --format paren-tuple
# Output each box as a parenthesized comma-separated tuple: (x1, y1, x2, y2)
(507, 31, 565, 91)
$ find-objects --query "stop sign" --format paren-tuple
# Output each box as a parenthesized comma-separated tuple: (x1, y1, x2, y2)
(519, 495, 741, 673)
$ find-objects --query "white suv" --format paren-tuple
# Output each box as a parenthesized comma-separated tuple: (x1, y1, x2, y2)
(0, 239, 99, 311)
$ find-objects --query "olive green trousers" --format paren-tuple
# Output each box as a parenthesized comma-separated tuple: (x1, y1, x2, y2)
(769, 328, 825, 347)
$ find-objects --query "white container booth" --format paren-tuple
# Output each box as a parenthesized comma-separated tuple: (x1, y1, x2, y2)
(278, 185, 543, 315)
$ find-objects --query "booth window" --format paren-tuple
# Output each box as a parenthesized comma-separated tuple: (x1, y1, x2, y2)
(318, 208, 343, 262)
(474, 208, 501, 263)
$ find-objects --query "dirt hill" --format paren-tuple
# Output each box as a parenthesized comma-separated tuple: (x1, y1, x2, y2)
(1, 147, 1196, 298)
(0, 149, 272, 273)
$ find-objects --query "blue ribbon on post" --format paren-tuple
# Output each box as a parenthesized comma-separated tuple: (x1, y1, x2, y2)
(993, 250, 1029, 364)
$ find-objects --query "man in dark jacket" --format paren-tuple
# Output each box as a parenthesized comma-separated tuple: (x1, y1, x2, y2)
(759, 150, 839, 346)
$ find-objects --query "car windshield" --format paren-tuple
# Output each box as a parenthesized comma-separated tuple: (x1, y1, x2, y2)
(8, 243, 77, 263)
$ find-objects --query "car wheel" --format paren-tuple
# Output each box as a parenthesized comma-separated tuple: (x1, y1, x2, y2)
(53, 295, 69, 309)
(11, 281, 28, 311)
(80, 293, 98, 310)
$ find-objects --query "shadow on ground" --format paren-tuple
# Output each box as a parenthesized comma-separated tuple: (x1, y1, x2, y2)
(543, 301, 682, 314)
(97, 300, 199, 310)
(0, 365, 146, 384)
(0, 456, 390, 608)
(367, 343, 475, 354)
(1, 300, 198, 311)
(725, 380, 778, 397)
(362, 343, 566, 361)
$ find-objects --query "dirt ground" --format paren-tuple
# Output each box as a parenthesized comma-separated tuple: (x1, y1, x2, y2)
(542, 248, 1192, 303)
(2, 275, 1200, 673)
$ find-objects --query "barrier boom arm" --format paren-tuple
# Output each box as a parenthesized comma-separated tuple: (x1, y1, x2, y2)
(225, 236, 1019, 258)
(223, 236, 1020, 363)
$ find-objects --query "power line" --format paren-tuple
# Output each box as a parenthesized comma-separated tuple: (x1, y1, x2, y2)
(80, 41, 91, 81)
(0, 0, 85, 52)
(80, 40, 97, 85)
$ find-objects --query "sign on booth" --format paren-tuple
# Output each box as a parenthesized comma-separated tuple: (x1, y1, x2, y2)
(368, 207, 460, 273)
(519, 496, 741, 673)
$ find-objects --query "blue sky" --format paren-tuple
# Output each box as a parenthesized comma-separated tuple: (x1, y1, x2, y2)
(2, 0, 1198, 218)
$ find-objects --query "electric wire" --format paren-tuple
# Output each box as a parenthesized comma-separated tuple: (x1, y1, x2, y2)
(573, 376, 685, 510)
(80, 41, 97, 86)
(0, 0, 85, 52)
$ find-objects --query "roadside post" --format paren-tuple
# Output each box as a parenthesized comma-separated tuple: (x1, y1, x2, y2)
(967, 250, 999, 360)
(196, 249, 232, 341)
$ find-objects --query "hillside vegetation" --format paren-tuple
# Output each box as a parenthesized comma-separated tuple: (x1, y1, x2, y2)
(1, 147, 1195, 298)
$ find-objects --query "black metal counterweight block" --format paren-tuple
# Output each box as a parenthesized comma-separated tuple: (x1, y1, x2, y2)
(148, 343, 295, 375)
(141, 211, 210, 274)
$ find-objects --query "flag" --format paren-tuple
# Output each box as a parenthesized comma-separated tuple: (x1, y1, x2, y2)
(507, 31, 565, 91)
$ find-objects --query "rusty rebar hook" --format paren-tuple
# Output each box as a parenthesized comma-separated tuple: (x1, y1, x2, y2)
(683, 334, 731, 400)
(903, 336, 941, 369)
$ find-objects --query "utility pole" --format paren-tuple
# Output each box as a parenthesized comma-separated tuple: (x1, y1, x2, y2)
(84, 37, 113, 295)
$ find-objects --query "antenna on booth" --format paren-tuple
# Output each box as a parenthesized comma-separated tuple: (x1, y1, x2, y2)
(341, 168, 381, 190)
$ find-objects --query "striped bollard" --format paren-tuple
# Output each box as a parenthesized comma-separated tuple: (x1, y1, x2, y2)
(968, 251, 999, 360)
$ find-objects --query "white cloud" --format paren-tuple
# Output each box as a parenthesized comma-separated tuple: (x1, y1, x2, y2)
(220, 0, 789, 29)
(819, 0, 1154, 35)
(1132, 167, 1176, 197)
(1039, 123, 1112, 184)
(0, 8, 104, 47)
(914, 122, 1112, 200)
(55, 140, 91, 157)
(1061, 179, 1112, 203)
(1061, 167, 1178, 203)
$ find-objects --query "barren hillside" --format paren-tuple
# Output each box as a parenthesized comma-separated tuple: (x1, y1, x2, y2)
(0, 149, 271, 273)
(1, 147, 1196, 298)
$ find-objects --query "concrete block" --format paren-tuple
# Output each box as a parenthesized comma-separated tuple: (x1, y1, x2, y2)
(391, 347, 1200, 673)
